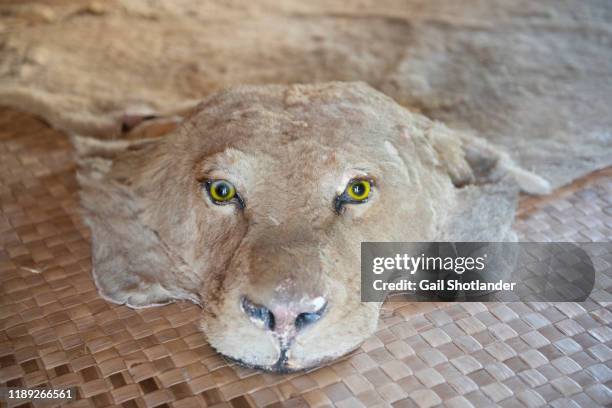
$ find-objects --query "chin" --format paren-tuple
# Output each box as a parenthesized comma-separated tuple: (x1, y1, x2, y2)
(221, 346, 357, 374)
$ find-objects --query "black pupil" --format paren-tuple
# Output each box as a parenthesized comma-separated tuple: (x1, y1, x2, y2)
(352, 182, 365, 196)
(216, 183, 230, 198)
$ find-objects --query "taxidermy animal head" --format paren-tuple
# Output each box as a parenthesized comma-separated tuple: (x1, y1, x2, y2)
(73, 82, 547, 372)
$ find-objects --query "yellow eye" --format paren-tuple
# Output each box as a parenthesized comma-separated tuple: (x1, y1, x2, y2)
(346, 179, 371, 201)
(208, 180, 236, 202)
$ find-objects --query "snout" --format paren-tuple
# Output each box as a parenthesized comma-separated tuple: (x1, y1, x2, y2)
(201, 237, 374, 373)
(238, 295, 328, 372)
(240, 295, 327, 341)
(202, 284, 378, 373)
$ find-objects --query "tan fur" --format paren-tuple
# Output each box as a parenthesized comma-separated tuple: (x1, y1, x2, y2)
(74, 82, 539, 371)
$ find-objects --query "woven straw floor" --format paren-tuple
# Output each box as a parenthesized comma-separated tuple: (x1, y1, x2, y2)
(1, 108, 611, 407)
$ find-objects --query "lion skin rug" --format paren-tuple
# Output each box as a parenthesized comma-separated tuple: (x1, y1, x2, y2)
(0, 0, 611, 192)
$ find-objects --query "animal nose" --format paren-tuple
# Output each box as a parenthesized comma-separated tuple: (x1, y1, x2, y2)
(240, 296, 327, 335)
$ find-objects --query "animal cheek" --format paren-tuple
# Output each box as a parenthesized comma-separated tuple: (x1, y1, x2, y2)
(191, 217, 248, 272)
(340, 197, 377, 220)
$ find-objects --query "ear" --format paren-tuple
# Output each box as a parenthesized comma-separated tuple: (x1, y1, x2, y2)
(72, 135, 201, 308)
(424, 123, 551, 195)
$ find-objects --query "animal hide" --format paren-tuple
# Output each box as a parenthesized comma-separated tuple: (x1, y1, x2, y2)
(0, 0, 611, 190)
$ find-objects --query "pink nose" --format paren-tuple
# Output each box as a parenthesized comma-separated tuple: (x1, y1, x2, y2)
(241, 295, 327, 338)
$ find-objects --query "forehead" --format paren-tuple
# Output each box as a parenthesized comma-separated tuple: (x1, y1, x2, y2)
(180, 83, 409, 155)
(190, 115, 386, 185)
(196, 141, 372, 193)
(169, 83, 425, 192)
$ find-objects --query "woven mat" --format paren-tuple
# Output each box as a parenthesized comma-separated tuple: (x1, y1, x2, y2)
(0, 108, 611, 408)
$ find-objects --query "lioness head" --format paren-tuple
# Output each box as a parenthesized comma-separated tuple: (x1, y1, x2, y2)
(74, 82, 531, 372)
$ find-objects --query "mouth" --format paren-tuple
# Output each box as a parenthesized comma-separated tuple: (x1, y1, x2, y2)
(222, 345, 328, 374)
